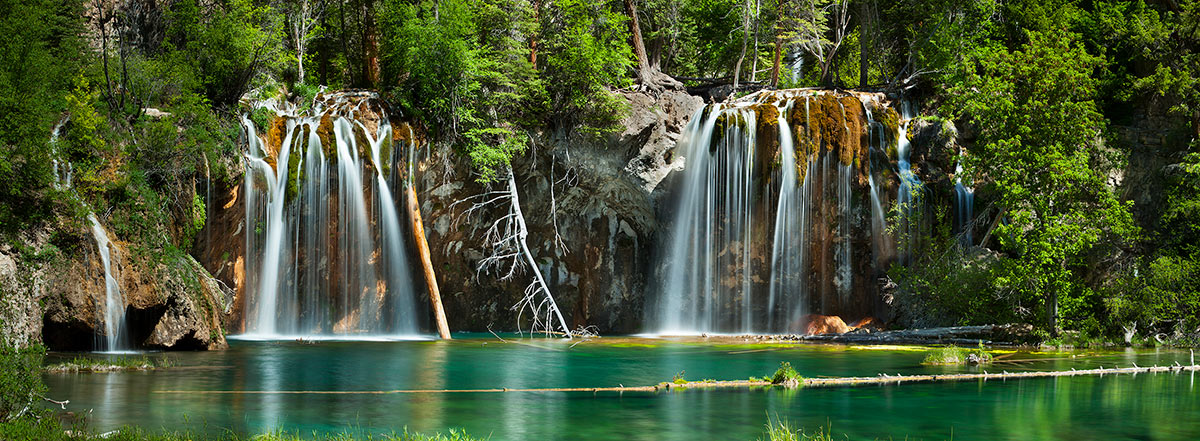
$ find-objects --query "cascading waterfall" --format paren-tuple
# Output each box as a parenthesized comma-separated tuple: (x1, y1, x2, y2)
(240, 96, 421, 339)
(767, 101, 808, 331)
(653, 91, 896, 334)
(656, 105, 759, 334)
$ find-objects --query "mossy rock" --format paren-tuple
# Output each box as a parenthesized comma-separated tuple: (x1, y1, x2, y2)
(266, 116, 289, 164)
(878, 105, 901, 155)
(284, 125, 306, 205)
(317, 113, 336, 160)
(753, 104, 782, 175)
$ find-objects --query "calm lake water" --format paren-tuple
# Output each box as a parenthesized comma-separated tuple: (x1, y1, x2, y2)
(44, 335, 1200, 440)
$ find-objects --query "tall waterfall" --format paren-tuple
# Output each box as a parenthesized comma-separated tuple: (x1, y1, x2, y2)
(240, 95, 421, 339)
(652, 91, 898, 335)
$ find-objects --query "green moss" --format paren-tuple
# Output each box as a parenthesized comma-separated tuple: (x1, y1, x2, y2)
(284, 126, 304, 204)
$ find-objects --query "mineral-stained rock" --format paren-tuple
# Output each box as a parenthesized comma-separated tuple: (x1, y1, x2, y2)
(803, 314, 851, 335)
(40, 218, 229, 351)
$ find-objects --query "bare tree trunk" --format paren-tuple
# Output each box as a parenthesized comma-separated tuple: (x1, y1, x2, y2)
(95, 3, 116, 112)
(407, 184, 451, 339)
(507, 175, 571, 337)
(750, 0, 760, 82)
(363, 1, 380, 87)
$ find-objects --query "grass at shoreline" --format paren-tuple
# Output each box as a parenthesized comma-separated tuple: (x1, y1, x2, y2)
(44, 355, 173, 373)
(0, 417, 485, 441)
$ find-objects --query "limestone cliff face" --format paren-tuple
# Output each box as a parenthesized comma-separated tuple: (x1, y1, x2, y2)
(2, 218, 230, 351)
(416, 89, 702, 334)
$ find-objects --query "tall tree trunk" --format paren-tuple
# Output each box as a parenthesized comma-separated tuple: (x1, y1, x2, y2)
(363, 0, 380, 87)
(530, 0, 540, 66)
(771, 36, 782, 88)
(750, 0, 760, 82)
(624, 0, 651, 85)
(858, 0, 871, 87)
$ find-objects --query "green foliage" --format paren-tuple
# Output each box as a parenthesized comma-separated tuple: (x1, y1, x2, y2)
(44, 354, 172, 373)
(0, 344, 46, 421)
(379, 0, 543, 182)
(164, 0, 284, 108)
(0, 0, 86, 238)
(770, 361, 802, 385)
(921, 343, 992, 365)
(943, 29, 1135, 331)
(760, 418, 835, 441)
(539, 0, 633, 137)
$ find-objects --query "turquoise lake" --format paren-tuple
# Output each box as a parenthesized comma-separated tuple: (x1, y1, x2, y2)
(44, 335, 1200, 440)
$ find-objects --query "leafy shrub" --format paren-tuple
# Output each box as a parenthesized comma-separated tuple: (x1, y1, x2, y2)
(0, 343, 47, 421)
(770, 361, 802, 385)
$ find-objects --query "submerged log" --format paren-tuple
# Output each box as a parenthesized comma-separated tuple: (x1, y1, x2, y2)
(155, 363, 1199, 395)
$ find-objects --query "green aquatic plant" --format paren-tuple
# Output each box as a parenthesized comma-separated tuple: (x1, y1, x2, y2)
(922, 342, 992, 366)
(760, 417, 837, 441)
(771, 361, 803, 386)
(44, 355, 173, 373)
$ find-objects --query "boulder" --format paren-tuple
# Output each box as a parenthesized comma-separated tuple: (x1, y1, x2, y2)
(804, 315, 851, 335)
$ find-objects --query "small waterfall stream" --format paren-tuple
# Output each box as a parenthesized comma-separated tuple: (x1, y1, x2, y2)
(88, 214, 129, 352)
(239, 96, 421, 339)
(51, 116, 131, 351)
(895, 101, 921, 265)
(954, 160, 975, 247)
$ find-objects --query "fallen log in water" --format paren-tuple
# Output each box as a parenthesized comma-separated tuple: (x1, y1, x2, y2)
(795, 324, 1034, 346)
(154, 363, 1199, 395)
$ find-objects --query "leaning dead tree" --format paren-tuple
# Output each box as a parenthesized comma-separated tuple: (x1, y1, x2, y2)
(462, 169, 572, 338)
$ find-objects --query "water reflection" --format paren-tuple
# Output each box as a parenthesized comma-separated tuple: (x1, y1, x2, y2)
(43, 339, 1200, 441)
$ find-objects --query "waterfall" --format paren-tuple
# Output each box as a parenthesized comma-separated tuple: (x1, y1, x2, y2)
(655, 104, 758, 334)
(239, 98, 422, 340)
(88, 214, 129, 352)
(50, 116, 131, 351)
(652, 91, 899, 335)
(954, 160, 975, 247)
(896, 101, 921, 265)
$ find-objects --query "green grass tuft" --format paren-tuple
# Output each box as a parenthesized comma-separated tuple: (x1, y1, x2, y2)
(45, 355, 173, 373)
(771, 362, 803, 385)
(921, 343, 993, 366)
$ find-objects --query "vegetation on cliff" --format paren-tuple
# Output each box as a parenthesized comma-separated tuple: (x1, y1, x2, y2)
(2, 0, 1200, 346)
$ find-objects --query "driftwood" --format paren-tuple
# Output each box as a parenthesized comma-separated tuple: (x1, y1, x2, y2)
(797, 324, 1031, 346)
(407, 184, 451, 340)
(154, 363, 1199, 396)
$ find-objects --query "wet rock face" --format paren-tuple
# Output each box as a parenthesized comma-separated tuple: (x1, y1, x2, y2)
(38, 221, 229, 351)
(419, 89, 702, 334)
